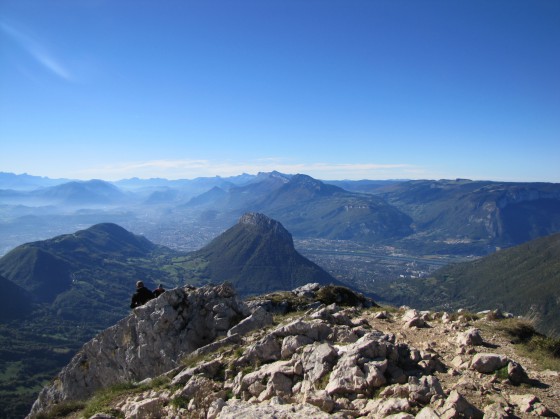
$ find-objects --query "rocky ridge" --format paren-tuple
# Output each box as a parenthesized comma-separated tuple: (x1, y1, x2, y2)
(29, 283, 560, 418)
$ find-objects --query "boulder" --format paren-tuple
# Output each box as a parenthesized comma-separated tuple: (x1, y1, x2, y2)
(507, 361, 529, 385)
(483, 402, 513, 418)
(456, 328, 484, 346)
(470, 353, 509, 373)
(227, 306, 273, 337)
(438, 390, 482, 419)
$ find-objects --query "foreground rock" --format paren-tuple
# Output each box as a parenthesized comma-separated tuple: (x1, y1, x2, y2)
(29, 284, 560, 419)
(28, 283, 248, 417)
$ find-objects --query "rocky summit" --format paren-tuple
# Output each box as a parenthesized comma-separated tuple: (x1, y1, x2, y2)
(29, 283, 560, 418)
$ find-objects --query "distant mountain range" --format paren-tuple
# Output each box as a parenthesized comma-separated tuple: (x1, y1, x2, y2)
(2, 172, 560, 257)
(376, 232, 560, 336)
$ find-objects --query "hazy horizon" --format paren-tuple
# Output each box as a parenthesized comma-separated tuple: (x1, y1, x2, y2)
(1, 1, 559, 183)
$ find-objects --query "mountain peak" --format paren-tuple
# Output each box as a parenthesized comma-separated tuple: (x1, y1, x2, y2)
(239, 211, 285, 230)
(185, 213, 337, 295)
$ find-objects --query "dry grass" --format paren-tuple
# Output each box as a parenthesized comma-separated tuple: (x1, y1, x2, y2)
(490, 318, 560, 371)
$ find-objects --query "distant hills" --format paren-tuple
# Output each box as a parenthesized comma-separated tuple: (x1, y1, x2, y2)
(376, 232, 560, 336)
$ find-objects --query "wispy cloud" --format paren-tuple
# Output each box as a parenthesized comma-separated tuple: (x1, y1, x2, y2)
(74, 159, 420, 181)
(0, 21, 73, 81)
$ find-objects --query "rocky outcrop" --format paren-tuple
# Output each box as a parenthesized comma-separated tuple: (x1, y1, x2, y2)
(29, 284, 560, 419)
(28, 283, 248, 417)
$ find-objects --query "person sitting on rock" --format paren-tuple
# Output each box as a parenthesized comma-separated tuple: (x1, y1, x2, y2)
(130, 281, 155, 308)
(153, 283, 165, 297)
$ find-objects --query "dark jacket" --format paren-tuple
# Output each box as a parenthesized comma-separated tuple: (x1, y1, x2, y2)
(153, 287, 165, 297)
(130, 286, 155, 308)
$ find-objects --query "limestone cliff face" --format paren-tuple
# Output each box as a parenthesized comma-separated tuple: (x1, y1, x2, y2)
(28, 283, 249, 417)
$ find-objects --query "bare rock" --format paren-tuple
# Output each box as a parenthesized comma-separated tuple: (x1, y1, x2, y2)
(408, 375, 445, 405)
(171, 359, 223, 386)
(238, 333, 281, 365)
(439, 390, 483, 418)
(227, 306, 273, 337)
(364, 359, 388, 388)
(361, 397, 411, 417)
(217, 399, 333, 418)
(325, 355, 367, 395)
(292, 283, 321, 297)
(272, 319, 333, 341)
(507, 361, 529, 385)
(483, 402, 514, 418)
(29, 283, 247, 417)
(299, 342, 338, 383)
(121, 396, 166, 419)
(402, 308, 427, 328)
(416, 406, 441, 418)
(281, 334, 314, 359)
(470, 353, 509, 373)
(456, 328, 484, 346)
(509, 394, 554, 416)
(375, 310, 389, 319)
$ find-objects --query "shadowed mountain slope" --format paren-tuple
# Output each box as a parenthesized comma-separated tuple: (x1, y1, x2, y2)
(182, 212, 340, 296)
(0, 274, 32, 320)
(378, 232, 560, 336)
(0, 223, 161, 306)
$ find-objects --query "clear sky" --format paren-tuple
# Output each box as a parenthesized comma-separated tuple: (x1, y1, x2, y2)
(1, 0, 559, 182)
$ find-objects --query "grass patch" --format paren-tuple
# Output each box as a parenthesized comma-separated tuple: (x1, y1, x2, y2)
(491, 318, 560, 370)
(316, 372, 331, 390)
(80, 382, 136, 418)
(181, 352, 211, 369)
(495, 366, 509, 380)
(34, 400, 86, 419)
(170, 395, 190, 409)
(78, 379, 171, 418)
(316, 285, 369, 307)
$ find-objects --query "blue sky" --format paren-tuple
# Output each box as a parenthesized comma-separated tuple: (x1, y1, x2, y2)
(1, 1, 559, 182)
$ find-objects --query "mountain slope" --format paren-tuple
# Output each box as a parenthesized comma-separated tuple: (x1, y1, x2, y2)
(378, 232, 560, 336)
(0, 224, 182, 418)
(0, 223, 157, 295)
(181, 212, 339, 295)
(0, 223, 163, 308)
(378, 179, 560, 253)
(263, 174, 413, 242)
(183, 173, 413, 243)
(0, 274, 32, 320)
